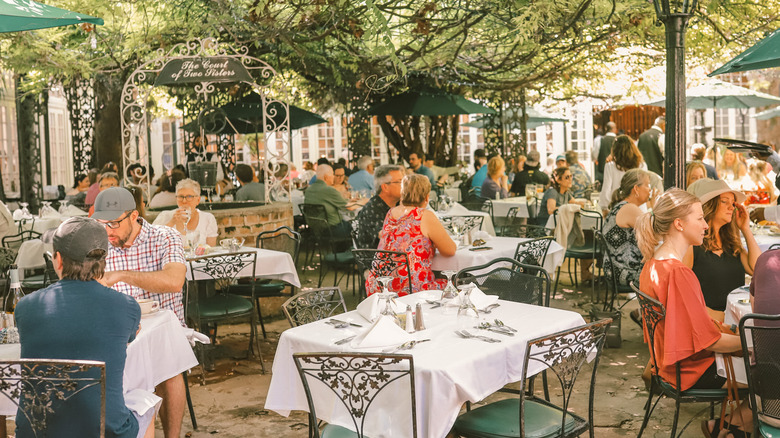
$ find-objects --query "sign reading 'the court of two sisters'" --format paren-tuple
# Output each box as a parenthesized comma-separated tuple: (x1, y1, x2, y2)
(155, 57, 252, 85)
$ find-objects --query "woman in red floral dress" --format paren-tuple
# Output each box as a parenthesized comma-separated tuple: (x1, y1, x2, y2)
(366, 174, 457, 296)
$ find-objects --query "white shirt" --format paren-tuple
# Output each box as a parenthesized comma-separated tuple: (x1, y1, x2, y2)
(153, 208, 218, 246)
(599, 161, 651, 208)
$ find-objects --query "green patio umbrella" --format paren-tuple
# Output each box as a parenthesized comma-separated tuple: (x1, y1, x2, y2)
(0, 0, 103, 33)
(753, 107, 780, 120)
(709, 28, 780, 76)
(648, 79, 780, 110)
(183, 93, 327, 134)
(462, 106, 568, 130)
(367, 88, 495, 116)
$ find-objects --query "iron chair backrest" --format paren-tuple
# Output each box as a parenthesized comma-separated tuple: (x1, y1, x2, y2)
(553, 208, 603, 233)
(0, 359, 106, 438)
(455, 257, 551, 307)
(186, 251, 258, 325)
(256, 225, 301, 265)
(300, 204, 341, 252)
(630, 282, 670, 384)
(293, 353, 417, 438)
(351, 249, 413, 297)
(42, 251, 58, 287)
(739, 313, 780, 436)
(596, 231, 620, 312)
(501, 206, 553, 238)
(517, 319, 611, 438)
(768, 243, 780, 251)
(439, 215, 484, 236)
(461, 194, 492, 216)
(2, 230, 41, 251)
(513, 236, 554, 268)
(281, 287, 347, 327)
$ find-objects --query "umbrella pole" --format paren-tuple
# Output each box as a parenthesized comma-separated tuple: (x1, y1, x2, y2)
(712, 102, 717, 171)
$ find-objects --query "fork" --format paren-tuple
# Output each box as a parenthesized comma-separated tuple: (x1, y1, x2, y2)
(494, 319, 517, 332)
(455, 330, 501, 343)
(382, 339, 431, 353)
(479, 303, 501, 314)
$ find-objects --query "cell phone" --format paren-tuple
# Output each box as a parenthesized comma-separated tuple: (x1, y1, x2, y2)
(469, 246, 493, 251)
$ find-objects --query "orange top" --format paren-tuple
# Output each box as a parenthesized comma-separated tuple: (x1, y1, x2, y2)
(639, 258, 721, 391)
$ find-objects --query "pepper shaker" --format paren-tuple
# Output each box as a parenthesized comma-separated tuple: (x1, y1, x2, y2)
(414, 302, 426, 331)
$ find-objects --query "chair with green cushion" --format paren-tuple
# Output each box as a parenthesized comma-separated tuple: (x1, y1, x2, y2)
(300, 204, 356, 290)
(452, 319, 611, 438)
(229, 226, 300, 338)
(293, 352, 416, 438)
(186, 251, 264, 374)
(552, 209, 603, 301)
(632, 283, 744, 438)
(739, 313, 780, 438)
(281, 287, 347, 327)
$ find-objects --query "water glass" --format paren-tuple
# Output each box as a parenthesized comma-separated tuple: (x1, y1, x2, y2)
(456, 284, 480, 329)
(376, 276, 403, 327)
(441, 270, 458, 300)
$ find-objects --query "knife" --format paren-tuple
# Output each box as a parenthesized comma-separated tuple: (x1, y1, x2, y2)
(329, 318, 362, 328)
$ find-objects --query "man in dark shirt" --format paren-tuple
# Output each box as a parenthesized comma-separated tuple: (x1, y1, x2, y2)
(637, 116, 665, 175)
(596, 122, 618, 184)
(354, 165, 404, 248)
(408, 152, 436, 186)
(510, 150, 550, 196)
(16, 217, 153, 438)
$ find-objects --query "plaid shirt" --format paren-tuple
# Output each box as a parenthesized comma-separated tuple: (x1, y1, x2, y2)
(106, 218, 187, 325)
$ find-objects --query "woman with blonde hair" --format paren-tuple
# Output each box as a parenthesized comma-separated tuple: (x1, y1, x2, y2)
(366, 174, 456, 296)
(685, 161, 707, 188)
(636, 188, 750, 437)
(600, 135, 648, 212)
(481, 156, 509, 200)
(718, 149, 747, 182)
(684, 179, 759, 321)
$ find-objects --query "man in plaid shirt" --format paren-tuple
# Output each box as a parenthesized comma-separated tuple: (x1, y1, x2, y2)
(94, 187, 188, 438)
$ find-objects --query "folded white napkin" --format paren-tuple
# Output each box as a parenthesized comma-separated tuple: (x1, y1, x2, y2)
(472, 230, 491, 241)
(183, 328, 211, 347)
(356, 293, 406, 322)
(12, 210, 26, 220)
(124, 388, 162, 416)
(458, 283, 499, 309)
(40, 208, 62, 219)
(350, 315, 413, 349)
(64, 205, 89, 216)
(447, 203, 470, 215)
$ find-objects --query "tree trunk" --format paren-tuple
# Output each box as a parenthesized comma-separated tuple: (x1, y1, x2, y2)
(377, 114, 459, 166)
(93, 73, 125, 170)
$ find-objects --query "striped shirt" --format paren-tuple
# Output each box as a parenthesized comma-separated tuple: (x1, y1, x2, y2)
(105, 218, 187, 325)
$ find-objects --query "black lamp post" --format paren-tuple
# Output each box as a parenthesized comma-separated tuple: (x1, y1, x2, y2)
(653, 0, 697, 189)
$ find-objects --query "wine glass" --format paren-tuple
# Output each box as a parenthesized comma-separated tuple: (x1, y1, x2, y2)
(184, 230, 201, 256)
(58, 199, 69, 215)
(181, 208, 192, 232)
(456, 284, 480, 329)
(441, 270, 458, 300)
(19, 202, 31, 219)
(40, 201, 54, 217)
(376, 276, 403, 327)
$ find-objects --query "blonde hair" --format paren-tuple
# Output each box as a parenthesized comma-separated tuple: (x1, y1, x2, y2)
(635, 188, 701, 261)
(400, 174, 431, 207)
(609, 168, 649, 210)
(685, 161, 707, 188)
(487, 156, 505, 178)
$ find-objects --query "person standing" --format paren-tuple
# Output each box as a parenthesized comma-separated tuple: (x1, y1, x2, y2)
(408, 152, 436, 186)
(16, 217, 155, 438)
(92, 187, 188, 438)
(637, 116, 665, 176)
(354, 165, 404, 249)
(565, 150, 592, 198)
(596, 122, 618, 185)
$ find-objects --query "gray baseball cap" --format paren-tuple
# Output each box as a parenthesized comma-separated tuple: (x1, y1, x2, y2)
(42, 217, 109, 262)
(92, 187, 136, 221)
(526, 150, 541, 167)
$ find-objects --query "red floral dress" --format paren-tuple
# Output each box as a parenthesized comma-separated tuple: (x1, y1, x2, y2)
(366, 208, 447, 296)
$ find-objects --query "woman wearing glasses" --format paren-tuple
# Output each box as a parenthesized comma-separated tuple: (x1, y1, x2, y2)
(538, 167, 577, 224)
(153, 178, 218, 246)
(683, 178, 759, 322)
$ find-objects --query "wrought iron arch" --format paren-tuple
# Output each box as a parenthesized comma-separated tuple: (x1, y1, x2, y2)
(120, 38, 290, 203)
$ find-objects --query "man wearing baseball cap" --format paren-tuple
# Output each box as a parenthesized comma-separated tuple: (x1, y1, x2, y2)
(15, 217, 155, 437)
(509, 150, 550, 197)
(93, 186, 187, 438)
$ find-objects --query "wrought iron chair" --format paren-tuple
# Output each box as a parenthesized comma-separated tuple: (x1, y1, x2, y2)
(281, 287, 348, 327)
(293, 353, 417, 438)
(455, 257, 551, 307)
(499, 206, 552, 238)
(739, 313, 780, 438)
(631, 283, 742, 438)
(440, 215, 484, 237)
(229, 226, 301, 338)
(300, 204, 356, 290)
(596, 231, 633, 312)
(351, 249, 413, 299)
(461, 194, 493, 217)
(2, 229, 41, 251)
(513, 236, 554, 269)
(452, 319, 611, 438)
(20, 250, 59, 291)
(768, 243, 780, 251)
(0, 359, 106, 438)
(552, 209, 603, 300)
(186, 251, 265, 374)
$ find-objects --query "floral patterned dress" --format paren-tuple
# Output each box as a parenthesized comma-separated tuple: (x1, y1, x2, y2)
(366, 208, 447, 296)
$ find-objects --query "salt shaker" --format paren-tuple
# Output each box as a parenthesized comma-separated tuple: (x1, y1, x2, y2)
(405, 305, 414, 333)
(414, 303, 426, 331)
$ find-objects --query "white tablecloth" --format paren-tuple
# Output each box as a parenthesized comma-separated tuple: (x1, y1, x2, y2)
(443, 187, 461, 202)
(752, 233, 780, 252)
(15, 239, 51, 274)
(0, 309, 199, 416)
(265, 292, 586, 438)
(491, 197, 530, 218)
(431, 236, 565, 276)
(437, 203, 495, 236)
(186, 247, 301, 287)
(716, 287, 751, 385)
